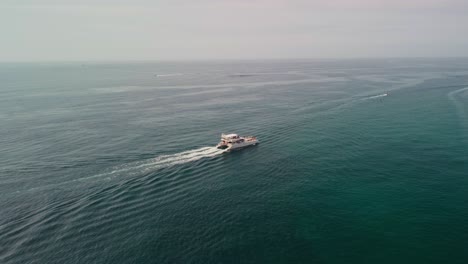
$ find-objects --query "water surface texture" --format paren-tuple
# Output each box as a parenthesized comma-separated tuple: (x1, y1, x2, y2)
(1, 59, 468, 263)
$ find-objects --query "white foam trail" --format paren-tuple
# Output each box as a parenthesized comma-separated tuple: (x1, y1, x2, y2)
(448, 87, 468, 100)
(9, 147, 225, 195)
(156, 73, 183, 77)
(448, 87, 468, 116)
(363, 93, 388, 100)
(448, 87, 468, 137)
(104, 147, 225, 177)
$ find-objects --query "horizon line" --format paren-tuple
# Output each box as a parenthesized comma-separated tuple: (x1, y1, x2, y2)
(1, 56, 468, 64)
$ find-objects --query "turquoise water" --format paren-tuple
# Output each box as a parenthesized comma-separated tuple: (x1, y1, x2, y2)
(1, 59, 468, 263)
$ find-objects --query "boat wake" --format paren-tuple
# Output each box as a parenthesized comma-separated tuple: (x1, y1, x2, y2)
(156, 73, 184, 77)
(10, 147, 225, 195)
(363, 93, 388, 100)
(448, 87, 468, 139)
(103, 147, 225, 177)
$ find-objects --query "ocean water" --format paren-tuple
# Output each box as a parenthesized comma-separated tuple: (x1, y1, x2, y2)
(1, 59, 467, 263)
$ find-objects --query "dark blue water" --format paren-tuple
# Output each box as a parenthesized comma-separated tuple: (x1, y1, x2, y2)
(1, 59, 468, 263)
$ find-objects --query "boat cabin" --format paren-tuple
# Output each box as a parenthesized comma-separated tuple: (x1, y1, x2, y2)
(221, 133, 239, 140)
(220, 133, 243, 144)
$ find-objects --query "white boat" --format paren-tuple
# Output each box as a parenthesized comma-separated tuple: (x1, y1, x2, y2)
(216, 133, 258, 151)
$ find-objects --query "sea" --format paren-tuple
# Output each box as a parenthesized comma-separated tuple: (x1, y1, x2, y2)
(1, 58, 467, 263)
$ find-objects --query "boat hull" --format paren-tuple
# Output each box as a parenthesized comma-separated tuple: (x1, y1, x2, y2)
(223, 140, 258, 152)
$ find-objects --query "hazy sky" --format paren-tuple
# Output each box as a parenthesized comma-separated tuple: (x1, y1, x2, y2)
(1, 0, 468, 61)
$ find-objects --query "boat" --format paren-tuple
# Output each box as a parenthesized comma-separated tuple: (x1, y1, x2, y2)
(216, 133, 258, 151)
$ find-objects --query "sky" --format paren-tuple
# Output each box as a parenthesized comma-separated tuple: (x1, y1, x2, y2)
(1, 0, 468, 61)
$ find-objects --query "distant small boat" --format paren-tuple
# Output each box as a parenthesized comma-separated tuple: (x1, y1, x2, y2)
(216, 133, 258, 152)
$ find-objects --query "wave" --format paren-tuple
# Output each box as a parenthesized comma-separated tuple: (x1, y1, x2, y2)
(93, 77, 346, 94)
